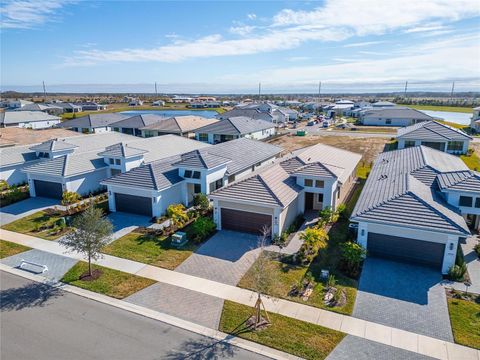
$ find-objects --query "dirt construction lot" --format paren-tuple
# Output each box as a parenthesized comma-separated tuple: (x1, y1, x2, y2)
(268, 134, 391, 165)
(0, 128, 82, 147)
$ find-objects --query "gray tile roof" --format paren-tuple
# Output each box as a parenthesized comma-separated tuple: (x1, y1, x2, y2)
(57, 113, 130, 129)
(174, 150, 231, 169)
(351, 146, 470, 235)
(140, 116, 218, 133)
(362, 107, 434, 120)
(397, 120, 472, 141)
(210, 143, 361, 208)
(97, 143, 148, 158)
(292, 162, 338, 178)
(0, 111, 60, 125)
(109, 114, 166, 129)
(217, 109, 274, 122)
(437, 171, 480, 193)
(194, 116, 275, 135)
(29, 138, 78, 152)
(102, 156, 183, 191)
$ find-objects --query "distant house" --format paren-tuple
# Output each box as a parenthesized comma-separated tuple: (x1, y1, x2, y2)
(4, 99, 33, 109)
(469, 107, 480, 132)
(195, 116, 276, 144)
(360, 107, 433, 126)
(110, 114, 166, 136)
(397, 120, 472, 154)
(77, 102, 107, 111)
(128, 99, 143, 106)
(141, 116, 218, 138)
(276, 107, 299, 122)
(57, 113, 130, 134)
(171, 96, 193, 103)
(17, 103, 64, 116)
(372, 101, 396, 108)
(0, 111, 61, 129)
(55, 102, 82, 113)
(217, 108, 275, 123)
(152, 100, 165, 106)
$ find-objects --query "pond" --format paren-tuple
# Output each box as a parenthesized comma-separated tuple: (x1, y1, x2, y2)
(120, 109, 218, 119)
(419, 110, 472, 126)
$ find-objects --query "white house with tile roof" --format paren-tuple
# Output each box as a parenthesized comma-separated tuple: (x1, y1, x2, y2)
(351, 146, 474, 274)
(396, 120, 472, 154)
(0, 111, 61, 129)
(209, 143, 362, 237)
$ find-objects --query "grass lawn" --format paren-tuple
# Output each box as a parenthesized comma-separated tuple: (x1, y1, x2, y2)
(219, 301, 345, 360)
(0, 240, 31, 259)
(460, 152, 480, 171)
(398, 104, 473, 113)
(61, 262, 155, 299)
(103, 231, 199, 270)
(2, 210, 70, 240)
(239, 179, 365, 316)
(447, 295, 480, 349)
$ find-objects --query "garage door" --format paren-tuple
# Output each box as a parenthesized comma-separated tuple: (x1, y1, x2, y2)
(114, 193, 152, 216)
(367, 233, 445, 269)
(221, 208, 272, 235)
(33, 180, 63, 199)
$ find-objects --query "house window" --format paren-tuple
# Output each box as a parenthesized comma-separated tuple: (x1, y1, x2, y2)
(228, 175, 235, 183)
(315, 180, 324, 188)
(385, 119, 392, 125)
(447, 141, 463, 152)
(184, 170, 192, 178)
(192, 171, 201, 179)
(198, 133, 208, 142)
(115, 159, 121, 165)
(404, 140, 415, 148)
(209, 179, 223, 192)
(459, 196, 473, 207)
(304, 179, 313, 187)
(109, 158, 114, 165)
(475, 198, 480, 208)
(318, 193, 324, 202)
(194, 183, 201, 193)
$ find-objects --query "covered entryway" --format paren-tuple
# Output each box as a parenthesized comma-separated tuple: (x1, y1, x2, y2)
(114, 193, 152, 217)
(33, 180, 63, 199)
(221, 208, 271, 235)
(421, 141, 445, 151)
(367, 233, 445, 270)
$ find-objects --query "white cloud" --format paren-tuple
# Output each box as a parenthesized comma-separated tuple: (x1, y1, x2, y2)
(0, 0, 73, 29)
(404, 24, 448, 33)
(247, 13, 256, 20)
(287, 56, 311, 62)
(343, 41, 385, 47)
(229, 25, 256, 36)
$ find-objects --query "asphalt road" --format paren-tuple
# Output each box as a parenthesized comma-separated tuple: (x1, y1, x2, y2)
(0, 271, 269, 360)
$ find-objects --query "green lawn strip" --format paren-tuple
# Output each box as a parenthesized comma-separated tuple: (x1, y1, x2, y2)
(61, 261, 156, 299)
(398, 104, 473, 113)
(0, 240, 31, 259)
(2, 210, 69, 240)
(447, 297, 480, 349)
(461, 152, 480, 171)
(103, 231, 198, 270)
(219, 300, 345, 360)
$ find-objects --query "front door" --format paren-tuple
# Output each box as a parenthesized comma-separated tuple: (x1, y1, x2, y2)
(305, 192, 314, 210)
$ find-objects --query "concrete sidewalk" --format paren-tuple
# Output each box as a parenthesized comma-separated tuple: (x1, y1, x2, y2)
(1, 229, 479, 360)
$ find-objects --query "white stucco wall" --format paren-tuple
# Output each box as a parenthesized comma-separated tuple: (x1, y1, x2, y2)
(362, 117, 416, 126)
(65, 169, 109, 196)
(397, 138, 468, 154)
(297, 176, 337, 210)
(280, 196, 303, 233)
(443, 191, 480, 215)
(17, 120, 61, 129)
(1, 164, 31, 185)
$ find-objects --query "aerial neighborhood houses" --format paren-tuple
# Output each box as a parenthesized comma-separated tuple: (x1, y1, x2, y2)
(217, 102, 299, 126)
(0, 111, 62, 129)
(469, 106, 480, 132)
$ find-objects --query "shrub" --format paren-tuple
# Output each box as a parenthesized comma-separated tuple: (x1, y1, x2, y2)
(297, 227, 328, 264)
(272, 232, 288, 247)
(448, 263, 467, 281)
(61, 191, 81, 206)
(474, 243, 480, 258)
(319, 207, 335, 226)
(187, 216, 216, 243)
(0, 180, 9, 191)
(336, 203, 348, 220)
(340, 242, 366, 278)
(166, 204, 188, 228)
(193, 193, 210, 212)
(286, 214, 305, 234)
(326, 274, 336, 288)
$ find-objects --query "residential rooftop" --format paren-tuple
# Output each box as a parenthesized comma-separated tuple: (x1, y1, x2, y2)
(0, 111, 60, 125)
(397, 120, 472, 141)
(362, 107, 434, 120)
(195, 116, 275, 135)
(56, 113, 130, 129)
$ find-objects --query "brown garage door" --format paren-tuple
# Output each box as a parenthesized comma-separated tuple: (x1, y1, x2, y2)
(221, 208, 272, 235)
(367, 233, 445, 269)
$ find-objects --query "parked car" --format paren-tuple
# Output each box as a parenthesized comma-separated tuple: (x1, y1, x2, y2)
(322, 121, 329, 128)
(307, 120, 316, 126)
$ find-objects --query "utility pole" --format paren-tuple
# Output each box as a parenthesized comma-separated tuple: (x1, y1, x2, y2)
(154, 82, 158, 96)
(450, 81, 455, 99)
(42, 81, 47, 102)
(318, 81, 322, 103)
(258, 82, 261, 102)
(404, 81, 408, 99)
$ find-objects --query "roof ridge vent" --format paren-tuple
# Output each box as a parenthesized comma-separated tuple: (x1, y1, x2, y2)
(378, 174, 388, 180)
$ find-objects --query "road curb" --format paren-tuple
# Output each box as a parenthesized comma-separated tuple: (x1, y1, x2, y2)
(0, 264, 303, 360)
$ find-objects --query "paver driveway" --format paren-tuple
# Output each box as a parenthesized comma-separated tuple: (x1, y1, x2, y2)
(0, 197, 59, 226)
(126, 230, 262, 329)
(354, 258, 453, 341)
(175, 230, 262, 285)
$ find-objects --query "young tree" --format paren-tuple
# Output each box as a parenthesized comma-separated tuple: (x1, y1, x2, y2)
(193, 193, 210, 212)
(250, 226, 274, 329)
(59, 205, 113, 277)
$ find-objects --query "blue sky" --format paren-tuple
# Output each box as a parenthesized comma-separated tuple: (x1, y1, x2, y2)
(2, 0, 480, 93)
